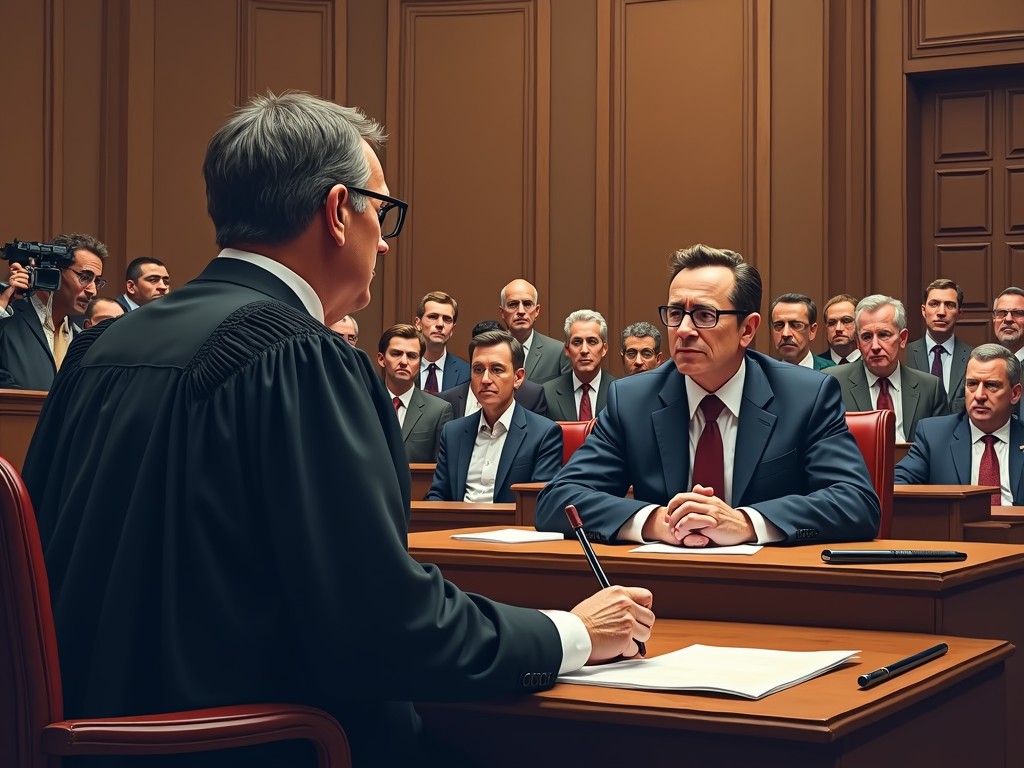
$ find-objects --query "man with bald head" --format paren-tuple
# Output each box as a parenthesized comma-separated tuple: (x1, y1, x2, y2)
(83, 297, 125, 329)
(499, 278, 570, 384)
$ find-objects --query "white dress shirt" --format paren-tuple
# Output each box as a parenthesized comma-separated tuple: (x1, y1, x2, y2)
(864, 364, 907, 441)
(829, 348, 861, 364)
(573, 371, 602, 418)
(464, 401, 516, 502)
(387, 387, 414, 428)
(420, 349, 448, 390)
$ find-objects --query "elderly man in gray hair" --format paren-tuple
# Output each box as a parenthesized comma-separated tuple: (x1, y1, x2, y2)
(544, 308, 618, 420)
(824, 294, 949, 441)
(896, 343, 1024, 504)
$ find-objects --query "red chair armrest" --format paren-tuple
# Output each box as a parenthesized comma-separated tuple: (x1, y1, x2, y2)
(41, 703, 350, 768)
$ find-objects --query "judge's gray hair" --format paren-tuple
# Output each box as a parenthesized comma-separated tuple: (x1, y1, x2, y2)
(204, 91, 386, 248)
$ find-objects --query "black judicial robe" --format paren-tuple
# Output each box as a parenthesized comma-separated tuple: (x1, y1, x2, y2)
(24, 257, 562, 767)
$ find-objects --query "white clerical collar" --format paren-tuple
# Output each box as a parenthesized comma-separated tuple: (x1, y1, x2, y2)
(217, 248, 325, 322)
(685, 359, 746, 420)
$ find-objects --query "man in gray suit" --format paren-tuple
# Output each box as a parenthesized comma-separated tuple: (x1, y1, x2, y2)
(499, 278, 571, 384)
(905, 278, 972, 414)
(825, 294, 949, 441)
(377, 323, 453, 462)
(544, 309, 617, 421)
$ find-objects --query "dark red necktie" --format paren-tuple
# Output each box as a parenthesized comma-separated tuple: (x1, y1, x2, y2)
(930, 346, 944, 379)
(393, 396, 401, 412)
(691, 395, 726, 496)
(979, 434, 1001, 506)
(424, 363, 439, 394)
(876, 377, 894, 412)
(578, 383, 592, 420)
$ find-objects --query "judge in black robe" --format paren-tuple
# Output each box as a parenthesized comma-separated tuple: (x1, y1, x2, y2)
(23, 94, 652, 767)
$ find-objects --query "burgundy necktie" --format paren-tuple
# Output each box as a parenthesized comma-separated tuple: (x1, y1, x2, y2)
(930, 345, 944, 379)
(578, 383, 592, 421)
(979, 434, 1001, 506)
(425, 363, 439, 394)
(393, 396, 401, 412)
(691, 395, 726, 496)
(876, 377, 895, 412)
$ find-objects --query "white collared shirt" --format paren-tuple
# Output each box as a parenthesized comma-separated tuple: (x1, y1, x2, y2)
(864, 364, 907, 441)
(924, 334, 956, 392)
(970, 419, 1013, 505)
(573, 371, 602, 419)
(464, 401, 516, 502)
(830, 348, 861, 364)
(120, 294, 140, 311)
(420, 350, 447, 390)
(217, 248, 324, 321)
(796, 351, 815, 369)
(28, 294, 71, 354)
(387, 387, 414, 428)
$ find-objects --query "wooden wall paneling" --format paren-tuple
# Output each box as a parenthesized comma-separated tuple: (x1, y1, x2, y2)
(910, 0, 1024, 60)
(386, 1, 550, 358)
(0, 0, 50, 243)
(605, 0, 762, 351)
(240, 0, 334, 100)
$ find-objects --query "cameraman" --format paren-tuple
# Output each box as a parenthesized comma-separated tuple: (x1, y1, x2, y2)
(0, 233, 107, 390)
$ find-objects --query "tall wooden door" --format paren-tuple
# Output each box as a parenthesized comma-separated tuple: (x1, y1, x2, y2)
(919, 67, 1024, 347)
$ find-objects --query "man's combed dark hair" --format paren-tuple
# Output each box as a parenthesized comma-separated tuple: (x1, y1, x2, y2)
(125, 256, 165, 282)
(770, 293, 817, 325)
(469, 329, 525, 370)
(668, 244, 761, 316)
(52, 233, 108, 261)
(377, 323, 425, 356)
(203, 91, 386, 248)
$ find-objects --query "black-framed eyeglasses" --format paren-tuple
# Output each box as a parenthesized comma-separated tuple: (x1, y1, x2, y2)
(65, 268, 106, 290)
(659, 304, 746, 329)
(346, 186, 408, 240)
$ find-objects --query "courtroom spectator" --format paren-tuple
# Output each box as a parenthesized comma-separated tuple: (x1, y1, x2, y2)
(993, 287, 1024, 362)
(413, 290, 468, 393)
(0, 232, 107, 390)
(544, 309, 617, 421)
(905, 279, 972, 414)
(499, 278, 571, 384)
(769, 293, 834, 370)
(819, 293, 860, 365)
(115, 256, 170, 312)
(377, 323, 453, 463)
(536, 244, 879, 545)
(896, 344, 1024, 505)
(824, 294, 949, 441)
(83, 296, 125, 329)
(427, 329, 562, 503)
(24, 92, 652, 767)
(620, 321, 663, 375)
(329, 314, 359, 346)
(438, 319, 549, 418)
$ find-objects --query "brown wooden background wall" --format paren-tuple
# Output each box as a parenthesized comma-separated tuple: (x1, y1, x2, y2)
(2, 0, 1023, 361)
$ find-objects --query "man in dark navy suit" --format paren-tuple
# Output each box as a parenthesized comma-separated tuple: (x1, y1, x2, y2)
(413, 290, 469, 392)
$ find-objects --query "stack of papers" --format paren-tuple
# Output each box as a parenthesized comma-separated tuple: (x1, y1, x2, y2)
(558, 644, 859, 699)
(450, 529, 564, 544)
(630, 543, 762, 555)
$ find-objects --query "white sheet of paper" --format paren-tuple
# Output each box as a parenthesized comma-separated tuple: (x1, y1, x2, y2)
(558, 644, 859, 699)
(451, 529, 564, 544)
(630, 543, 763, 555)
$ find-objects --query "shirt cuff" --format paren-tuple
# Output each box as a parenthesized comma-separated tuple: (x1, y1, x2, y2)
(616, 504, 659, 542)
(540, 610, 592, 674)
(0, 304, 13, 318)
(742, 507, 785, 544)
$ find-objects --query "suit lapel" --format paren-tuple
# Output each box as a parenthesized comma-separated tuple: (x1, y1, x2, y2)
(653, 372, 690, 495)
(556, 376, 576, 420)
(949, 340, 970, 399)
(900, 368, 922, 439)
(402, 389, 424, 441)
(494, 407, 528, 497)
(950, 416, 972, 484)
(732, 359, 777, 503)
(847, 364, 874, 411)
(14, 301, 53, 362)
(596, 373, 613, 411)
(453, 412, 481, 499)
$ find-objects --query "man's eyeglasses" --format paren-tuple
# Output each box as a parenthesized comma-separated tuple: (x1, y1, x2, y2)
(504, 299, 536, 311)
(659, 305, 746, 329)
(826, 316, 855, 328)
(623, 348, 657, 360)
(66, 268, 106, 290)
(993, 309, 1024, 320)
(771, 320, 808, 332)
(346, 186, 408, 239)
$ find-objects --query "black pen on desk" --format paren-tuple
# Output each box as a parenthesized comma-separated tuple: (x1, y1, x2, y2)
(857, 642, 948, 689)
(564, 504, 646, 657)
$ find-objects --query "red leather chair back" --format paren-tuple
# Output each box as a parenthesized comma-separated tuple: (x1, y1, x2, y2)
(557, 419, 598, 465)
(844, 410, 895, 539)
(0, 454, 63, 768)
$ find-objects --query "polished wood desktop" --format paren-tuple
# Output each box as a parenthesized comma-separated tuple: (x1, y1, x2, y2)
(408, 501, 517, 533)
(892, 484, 996, 540)
(0, 388, 46, 472)
(410, 528, 1024, 762)
(409, 463, 435, 501)
(421, 618, 1010, 768)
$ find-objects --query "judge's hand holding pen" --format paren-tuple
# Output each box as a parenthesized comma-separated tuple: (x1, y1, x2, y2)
(570, 586, 654, 662)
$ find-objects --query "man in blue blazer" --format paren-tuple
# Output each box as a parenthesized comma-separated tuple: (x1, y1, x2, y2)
(895, 344, 1024, 504)
(536, 245, 880, 545)
(413, 290, 470, 392)
(428, 329, 563, 503)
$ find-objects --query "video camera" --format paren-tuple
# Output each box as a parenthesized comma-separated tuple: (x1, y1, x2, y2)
(1, 240, 74, 293)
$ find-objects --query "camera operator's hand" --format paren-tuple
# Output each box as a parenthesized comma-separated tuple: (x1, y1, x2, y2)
(1, 263, 31, 312)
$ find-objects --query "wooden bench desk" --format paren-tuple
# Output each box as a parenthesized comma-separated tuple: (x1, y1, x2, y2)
(421, 618, 1011, 768)
(408, 501, 517, 533)
(408, 463, 435, 501)
(892, 484, 997, 540)
(0, 388, 46, 472)
(410, 528, 1024, 762)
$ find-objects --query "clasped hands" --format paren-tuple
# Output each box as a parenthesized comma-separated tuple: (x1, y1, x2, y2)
(641, 484, 756, 548)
